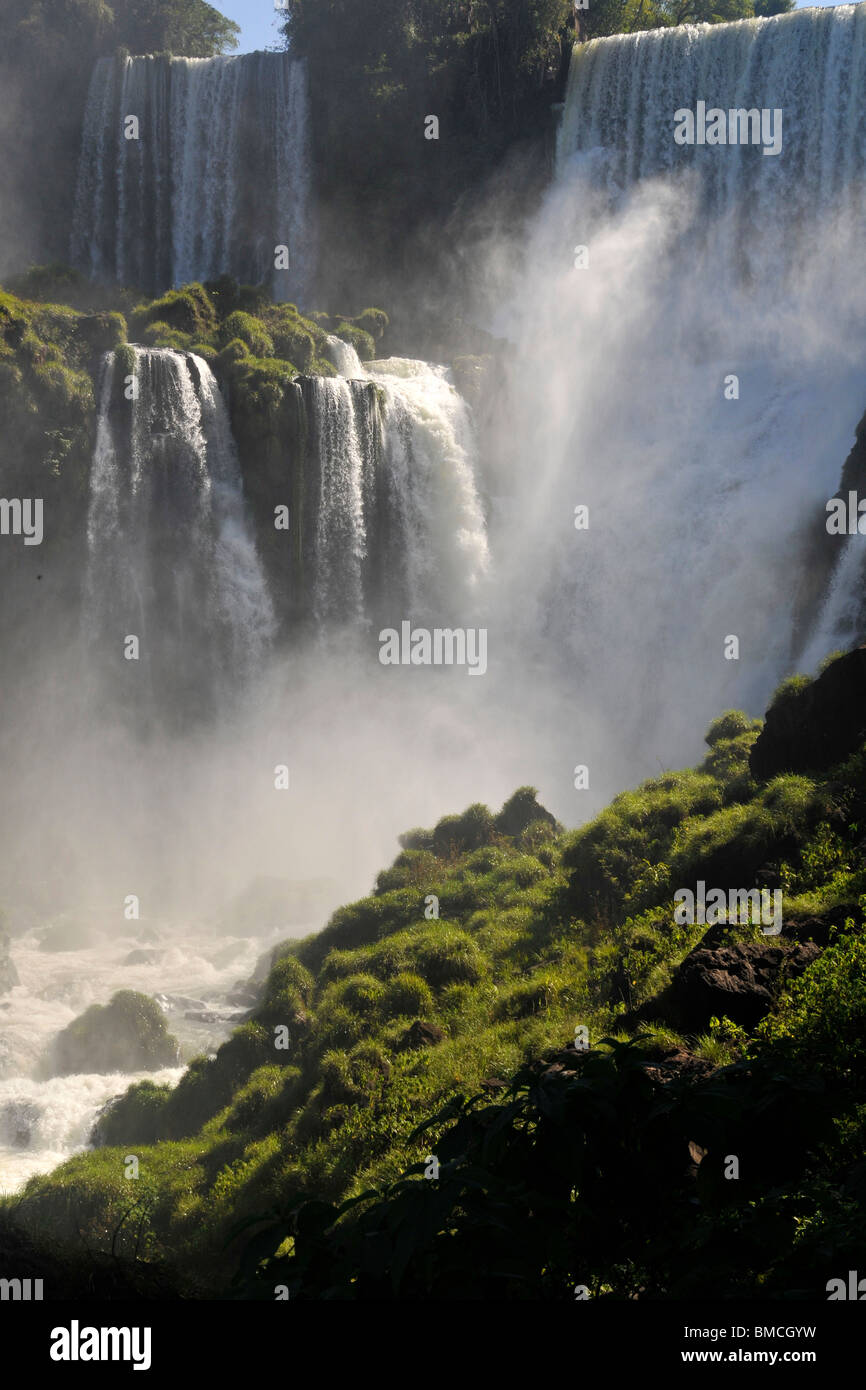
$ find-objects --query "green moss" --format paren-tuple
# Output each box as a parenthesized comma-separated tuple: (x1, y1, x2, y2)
(92, 1079, 173, 1147)
(47, 991, 179, 1077)
(133, 282, 217, 339)
(219, 310, 274, 357)
(355, 307, 389, 341)
(142, 320, 192, 350)
(704, 709, 761, 746)
(381, 972, 435, 1019)
(334, 321, 376, 362)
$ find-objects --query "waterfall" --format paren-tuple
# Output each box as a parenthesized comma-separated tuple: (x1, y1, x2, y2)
(486, 5, 866, 796)
(298, 339, 490, 629)
(556, 7, 866, 282)
(70, 52, 313, 299)
(83, 347, 275, 716)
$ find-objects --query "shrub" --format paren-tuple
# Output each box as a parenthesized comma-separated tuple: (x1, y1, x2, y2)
(219, 311, 273, 357)
(757, 924, 866, 1074)
(704, 710, 760, 746)
(495, 787, 557, 839)
(415, 931, 484, 988)
(91, 1079, 173, 1147)
(381, 972, 435, 1019)
(268, 312, 316, 370)
(768, 674, 812, 712)
(355, 308, 389, 341)
(135, 283, 216, 338)
(495, 973, 573, 1020)
(432, 803, 495, 857)
(327, 973, 385, 1018)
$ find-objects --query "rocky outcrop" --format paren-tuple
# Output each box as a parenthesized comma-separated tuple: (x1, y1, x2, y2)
(397, 1019, 445, 1051)
(750, 646, 866, 779)
(45, 990, 179, 1077)
(634, 940, 822, 1032)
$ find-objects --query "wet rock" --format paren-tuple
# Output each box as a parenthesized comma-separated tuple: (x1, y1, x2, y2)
(123, 948, 163, 966)
(397, 1019, 445, 1051)
(0, 931, 19, 995)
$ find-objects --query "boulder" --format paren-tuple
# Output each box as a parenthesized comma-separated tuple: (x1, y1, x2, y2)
(663, 941, 822, 1031)
(46, 990, 179, 1077)
(397, 1019, 445, 1051)
(123, 948, 163, 966)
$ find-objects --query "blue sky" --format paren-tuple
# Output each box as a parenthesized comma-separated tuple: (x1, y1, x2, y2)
(215, 0, 844, 55)
(216, 1, 287, 54)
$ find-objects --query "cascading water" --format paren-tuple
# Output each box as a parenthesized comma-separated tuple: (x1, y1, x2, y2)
(301, 338, 490, 628)
(556, 6, 866, 279)
(485, 5, 866, 799)
(70, 52, 313, 299)
(10, 7, 866, 1198)
(83, 346, 275, 718)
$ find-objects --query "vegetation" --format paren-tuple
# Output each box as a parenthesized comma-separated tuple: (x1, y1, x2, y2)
(4, 657, 866, 1298)
(45, 991, 179, 1077)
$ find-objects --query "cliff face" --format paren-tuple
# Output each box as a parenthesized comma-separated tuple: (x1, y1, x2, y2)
(750, 644, 866, 779)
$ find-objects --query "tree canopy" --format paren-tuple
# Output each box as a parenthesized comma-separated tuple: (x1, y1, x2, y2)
(3, 0, 240, 67)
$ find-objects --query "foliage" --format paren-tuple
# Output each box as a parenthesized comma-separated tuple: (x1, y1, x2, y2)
(8, 696, 866, 1298)
(46, 990, 179, 1077)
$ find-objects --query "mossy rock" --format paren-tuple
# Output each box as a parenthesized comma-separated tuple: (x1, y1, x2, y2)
(213, 338, 252, 374)
(219, 311, 274, 357)
(355, 307, 389, 342)
(47, 991, 179, 1077)
(74, 311, 127, 355)
(334, 322, 376, 362)
(271, 322, 314, 371)
(141, 320, 192, 350)
(91, 1078, 173, 1147)
(133, 283, 217, 340)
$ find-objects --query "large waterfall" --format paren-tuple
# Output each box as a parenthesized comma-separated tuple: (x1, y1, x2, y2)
(485, 5, 866, 800)
(70, 52, 312, 299)
(557, 6, 866, 279)
(83, 347, 275, 718)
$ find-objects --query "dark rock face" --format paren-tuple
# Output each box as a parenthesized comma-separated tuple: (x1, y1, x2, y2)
(397, 1019, 445, 1051)
(0, 931, 19, 995)
(750, 646, 866, 780)
(664, 941, 822, 1031)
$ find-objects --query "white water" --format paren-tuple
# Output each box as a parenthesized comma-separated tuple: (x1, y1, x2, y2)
(70, 52, 313, 299)
(482, 5, 866, 798)
(83, 347, 275, 711)
(0, 917, 276, 1190)
(307, 339, 490, 625)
